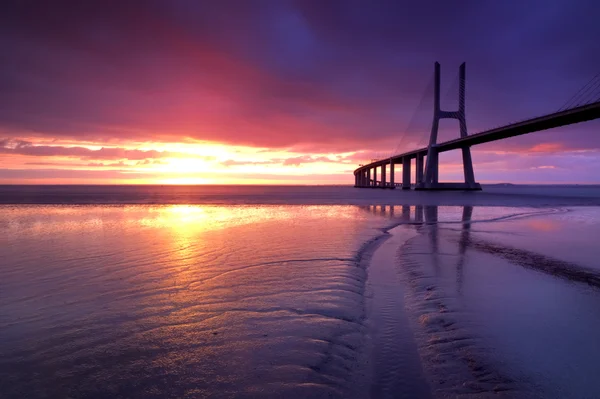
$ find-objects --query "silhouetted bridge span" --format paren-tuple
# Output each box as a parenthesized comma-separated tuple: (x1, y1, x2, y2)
(354, 63, 600, 190)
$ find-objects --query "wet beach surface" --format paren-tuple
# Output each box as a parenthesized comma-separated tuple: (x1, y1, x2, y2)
(1, 186, 600, 398)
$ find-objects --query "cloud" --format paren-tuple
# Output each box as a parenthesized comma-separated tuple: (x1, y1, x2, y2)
(0, 138, 195, 160)
(282, 155, 335, 166)
(1, 0, 599, 154)
(221, 154, 354, 167)
(221, 159, 275, 167)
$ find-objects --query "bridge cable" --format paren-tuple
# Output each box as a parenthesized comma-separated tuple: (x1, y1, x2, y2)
(559, 72, 600, 111)
(387, 75, 434, 158)
(577, 77, 600, 106)
(415, 71, 460, 149)
(387, 75, 435, 160)
(568, 74, 600, 108)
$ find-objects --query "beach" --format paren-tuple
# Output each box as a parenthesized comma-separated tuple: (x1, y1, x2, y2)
(1, 185, 600, 398)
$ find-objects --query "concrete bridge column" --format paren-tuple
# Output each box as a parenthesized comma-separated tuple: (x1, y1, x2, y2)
(363, 170, 369, 187)
(367, 168, 372, 187)
(354, 174, 358, 187)
(381, 164, 387, 188)
(402, 157, 411, 189)
(461, 146, 476, 186)
(389, 160, 395, 189)
(373, 167, 378, 187)
(424, 147, 439, 184)
(416, 153, 424, 185)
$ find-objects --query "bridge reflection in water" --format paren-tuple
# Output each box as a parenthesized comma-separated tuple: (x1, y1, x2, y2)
(358, 204, 472, 225)
(358, 204, 473, 294)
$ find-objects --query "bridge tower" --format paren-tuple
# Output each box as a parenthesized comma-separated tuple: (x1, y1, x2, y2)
(416, 62, 481, 190)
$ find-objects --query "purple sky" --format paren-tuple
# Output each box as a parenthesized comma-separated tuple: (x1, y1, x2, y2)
(1, 0, 599, 184)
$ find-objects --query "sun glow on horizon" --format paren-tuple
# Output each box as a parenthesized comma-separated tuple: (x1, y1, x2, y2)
(0, 138, 366, 184)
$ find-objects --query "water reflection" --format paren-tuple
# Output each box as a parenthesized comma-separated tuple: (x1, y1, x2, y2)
(361, 205, 600, 398)
(362, 204, 600, 294)
(0, 204, 397, 399)
(359, 204, 474, 294)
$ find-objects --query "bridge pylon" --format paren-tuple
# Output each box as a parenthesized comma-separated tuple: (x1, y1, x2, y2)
(416, 62, 481, 190)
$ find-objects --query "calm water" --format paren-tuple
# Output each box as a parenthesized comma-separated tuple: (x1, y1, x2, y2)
(1, 185, 600, 398)
(2, 184, 600, 206)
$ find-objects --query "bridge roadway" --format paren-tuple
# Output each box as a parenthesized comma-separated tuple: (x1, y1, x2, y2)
(354, 100, 600, 188)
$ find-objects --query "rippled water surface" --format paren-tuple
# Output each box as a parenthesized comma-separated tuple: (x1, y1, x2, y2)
(2, 196, 600, 399)
(0, 205, 396, 398)
(394, 206, 600, 398)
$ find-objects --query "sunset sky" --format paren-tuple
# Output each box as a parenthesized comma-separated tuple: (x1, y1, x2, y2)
(1, 0, 600, 185)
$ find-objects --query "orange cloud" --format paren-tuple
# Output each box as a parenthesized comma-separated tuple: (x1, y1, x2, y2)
(528, 143, 565, 153)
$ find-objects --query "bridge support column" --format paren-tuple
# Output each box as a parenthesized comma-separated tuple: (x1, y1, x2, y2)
(461, 146, 476, 186)
(373, 168, 378, 187)
(423, 147, 439, 186)
(416, 153, 424, 185)
(381, 164, 387, 188)
(354, 174, 358, 187)
(389, 160, 395, 189)
(367, 168, 372, 187)
(402, 157, 411, 189)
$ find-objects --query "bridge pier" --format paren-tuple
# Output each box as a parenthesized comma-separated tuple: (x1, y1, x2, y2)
(416, 153, 424, 185)
(381, 164, 387, 188)
(461, 146, 476, 186)
(402, 157, 411, 189)
(389, 160, 395, 189)
(373, 167, 378, 187)
(416, 62, 481, 191)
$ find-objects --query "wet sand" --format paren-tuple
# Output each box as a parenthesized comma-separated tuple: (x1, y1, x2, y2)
(364, 204, 600, 398)
(364, 226, 431, 398)
(2, 187, 600, 398)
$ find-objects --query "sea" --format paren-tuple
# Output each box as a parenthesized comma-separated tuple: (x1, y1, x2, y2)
(1, 184, 600, 399)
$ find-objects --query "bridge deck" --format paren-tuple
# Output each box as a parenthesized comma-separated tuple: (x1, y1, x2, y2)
(355, 101, 600, 174)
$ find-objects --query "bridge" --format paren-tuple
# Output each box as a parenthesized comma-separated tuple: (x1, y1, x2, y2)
(354, 62, 600, 190)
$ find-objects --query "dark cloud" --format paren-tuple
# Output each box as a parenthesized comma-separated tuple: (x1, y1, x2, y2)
(0, 0, 599, 153)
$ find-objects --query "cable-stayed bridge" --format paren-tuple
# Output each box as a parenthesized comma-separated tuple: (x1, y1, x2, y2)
(354, 63, 600, 190)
